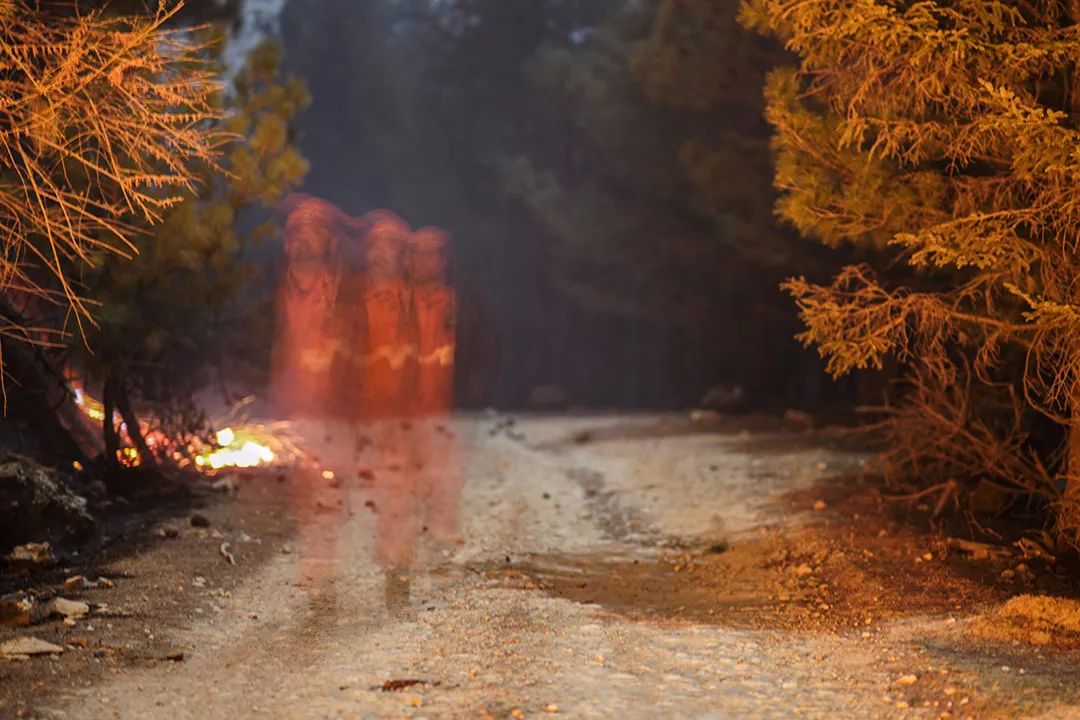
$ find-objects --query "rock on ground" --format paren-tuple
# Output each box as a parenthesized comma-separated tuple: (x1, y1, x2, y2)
(0, 453, 94, 551)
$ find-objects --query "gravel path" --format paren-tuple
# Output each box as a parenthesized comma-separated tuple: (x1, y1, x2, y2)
(35, 415, 1080, 719)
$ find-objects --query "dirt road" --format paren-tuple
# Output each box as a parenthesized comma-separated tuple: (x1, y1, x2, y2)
(21, 415, 1080, 719)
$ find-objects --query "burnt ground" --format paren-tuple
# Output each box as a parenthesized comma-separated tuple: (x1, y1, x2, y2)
(2, 414, 1080, 718)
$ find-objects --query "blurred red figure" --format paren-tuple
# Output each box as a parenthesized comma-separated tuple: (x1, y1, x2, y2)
(270, 194, 349, 418)
(407, 227, 462, 549)
(353, 213, 414, 426)
(271, 194, 352, 590)
(352, 214, 417, 588)
(337, 211, 411, 425)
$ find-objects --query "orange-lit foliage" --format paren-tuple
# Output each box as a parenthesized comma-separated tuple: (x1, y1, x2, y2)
(743, 0, 1080, 539)
(0, 1, 224, 343)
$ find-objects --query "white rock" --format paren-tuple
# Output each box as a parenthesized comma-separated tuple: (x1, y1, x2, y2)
(1, 636, 64, 657)
(50, 597, 90, 619)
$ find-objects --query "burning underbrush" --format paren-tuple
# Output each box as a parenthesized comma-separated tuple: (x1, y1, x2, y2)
(72, 389, 308, 477)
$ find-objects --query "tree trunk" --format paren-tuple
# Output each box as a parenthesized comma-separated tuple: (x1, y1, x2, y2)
(116, 383, 154, 467)
(1058, 383, 1080, 543)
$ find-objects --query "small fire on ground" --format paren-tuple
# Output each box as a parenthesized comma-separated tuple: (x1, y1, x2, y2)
(73, 389, 300, 474)
(195, 426, 279, 471)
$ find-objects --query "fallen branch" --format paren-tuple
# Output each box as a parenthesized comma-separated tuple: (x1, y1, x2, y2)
(945, 537, 1013, 560)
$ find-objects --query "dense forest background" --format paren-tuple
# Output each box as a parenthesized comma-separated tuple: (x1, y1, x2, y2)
(269, 0, 848, 411)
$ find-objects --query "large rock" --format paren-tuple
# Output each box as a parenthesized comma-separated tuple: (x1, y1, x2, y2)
(0, 592, 36, 626)
(0, 453, 95, 551)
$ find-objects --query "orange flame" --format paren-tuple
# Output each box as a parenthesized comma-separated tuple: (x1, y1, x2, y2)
(73, 390, 300, 473)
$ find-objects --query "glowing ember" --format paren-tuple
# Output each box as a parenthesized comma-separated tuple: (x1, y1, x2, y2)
(216, 427, 236, 447)
(194, 425, 278, 470)
(74, 388, 106, 422)
(197, 437, 275, 470)
(120, 446, 141, 466)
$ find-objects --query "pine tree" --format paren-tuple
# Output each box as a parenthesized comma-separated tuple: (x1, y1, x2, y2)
(75, 39, 309, 467)
(632, 0, 801, 270)
(743, 0, 1080, 538)
(0, 1, 224, 350)
(501, 2, 834, 405)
